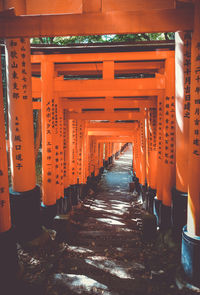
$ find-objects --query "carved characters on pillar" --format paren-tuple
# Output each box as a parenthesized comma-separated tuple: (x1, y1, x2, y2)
(140, 120, 146, 185)
(58, 103, 64, 198)
(164, 96, 175, 166)
(148, 108, 157, 153)
(6, 38, 35, 191)
(53, 98, 60, 196)
(157, 99, 163, 161)
(77, 120, 85, 184)
(146, 108, 157, 188)
(192, 42, 200, 157)
(44, 98, 54, 189)
(9, 38, 29, 101)
(156, 95, 164, 200)
(63, 110, 67, 186)
(0, 56, 11, 232)
(14, 116, 23, 170)
(184, 32, 192, 119)
(71, 120, 78, 184)
(105, 142, 108, 161)
(133, 131, 139, 177)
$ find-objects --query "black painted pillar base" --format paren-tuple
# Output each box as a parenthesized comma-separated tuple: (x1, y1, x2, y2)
(64, 187, 72, 212)
(160, 203, 172, 230)
(79, 184, 89, 200)
(104, 160, 109, 168)
(181, 225, 200, 287)
(0, 227, 19, 292)
(41, 202, 57, 228)
(146, 187, 156, 214)
(141, 186, 148, 210)
(153, 197, 162, 227)
(99, 166, 104, 175)
(10, 185, 42, 241)
(70, 184, 80, 207)
(172, 187, 187, 236)
(135, 179, 142, 195)
(56, 198, 67, 215)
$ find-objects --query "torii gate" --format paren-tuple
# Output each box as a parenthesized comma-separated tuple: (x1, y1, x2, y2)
(0, 0, 199, 288)
(30, 50, 169, 218)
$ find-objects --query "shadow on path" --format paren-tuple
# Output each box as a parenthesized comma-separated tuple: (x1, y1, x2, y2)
(18, 145, 191, 295)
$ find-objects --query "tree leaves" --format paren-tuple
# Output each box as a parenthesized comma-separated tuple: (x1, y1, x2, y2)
(31, 33, 175, 45)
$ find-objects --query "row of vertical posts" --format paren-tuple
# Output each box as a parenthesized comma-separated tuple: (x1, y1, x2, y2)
(131, 2, 200, 285)
(0, 38, 41, 289)
(0, 38, 126, 287)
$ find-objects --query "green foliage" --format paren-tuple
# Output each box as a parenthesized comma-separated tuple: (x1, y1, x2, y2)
(31, 33, 174, 45)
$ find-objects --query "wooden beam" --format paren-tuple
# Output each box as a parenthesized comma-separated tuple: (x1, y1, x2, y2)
(88, 130, 135, 136)
(33, 98, 156, 110)
(0, 8, 193, 38)
(95, 136, 134, 142)
(102, 0, 176, 12)
(26, 0, 82, 15)
(61, 98, 156, 110)
(83, 0, 102, 13)
(54, 78, 164, 97)
(31, 51, 174, 63)
(66, 111, 144, 121)
(56, 61, 164, 75)
(87, 122, 137, 129)
(31, 76, 163, 100)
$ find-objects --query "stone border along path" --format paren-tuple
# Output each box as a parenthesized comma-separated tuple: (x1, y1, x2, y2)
(17, 145, 195, 295)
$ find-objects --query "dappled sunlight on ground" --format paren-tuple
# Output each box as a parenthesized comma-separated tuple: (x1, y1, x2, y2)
(97, 218, 125, 226)
(53, 274, 114, 295)
(18, 145, 185, 295)
(85, 256, 135, 279)
(67, 246, 93, 254)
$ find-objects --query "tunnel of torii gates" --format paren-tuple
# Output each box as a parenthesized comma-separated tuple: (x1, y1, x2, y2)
(0, 0, 200, 288)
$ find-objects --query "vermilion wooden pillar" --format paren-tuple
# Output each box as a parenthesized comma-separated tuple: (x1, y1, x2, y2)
(139, 120, 146, 186)
(149, 109, 158, 190)
(161, 57, 176, 229)
(104, 142, 109, 167)
(40, 58, 57, 223)
(99, 142, 104, 174)
(133, 130, 140, 181)
(0, 93, 11, 233)
(154, 94, 164, 225)
(145, 111, 150, 186)
(54, 96, 61, 201)
(0, 52, 18, 286)
(63, 110, 68, 189)
(70, 120, 78, 185)
(93, 139, 99, 176)
(77, 120, 85, 184)
(63, 116, 73, 212)
(181, 1, 200, 285)
(56, 102, 66, 215)
(146, 108, 158, 213)
(69, 119, 79, 207)
(57, 99, 64, 199)
(6, 38, 41, 240)
(172, 31, 191, 233)
(83, 121, 89, 184)
(137, 128, 142, 183)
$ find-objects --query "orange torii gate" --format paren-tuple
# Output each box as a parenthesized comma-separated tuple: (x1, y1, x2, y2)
(30, 50, 169, 216)
(0, 0, 200, 288)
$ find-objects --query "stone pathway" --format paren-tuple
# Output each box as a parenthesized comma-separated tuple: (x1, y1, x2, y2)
(17, 145, 195, 295)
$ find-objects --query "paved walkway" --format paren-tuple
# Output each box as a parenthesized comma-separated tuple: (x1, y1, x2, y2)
(19, 145, 188, 295)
